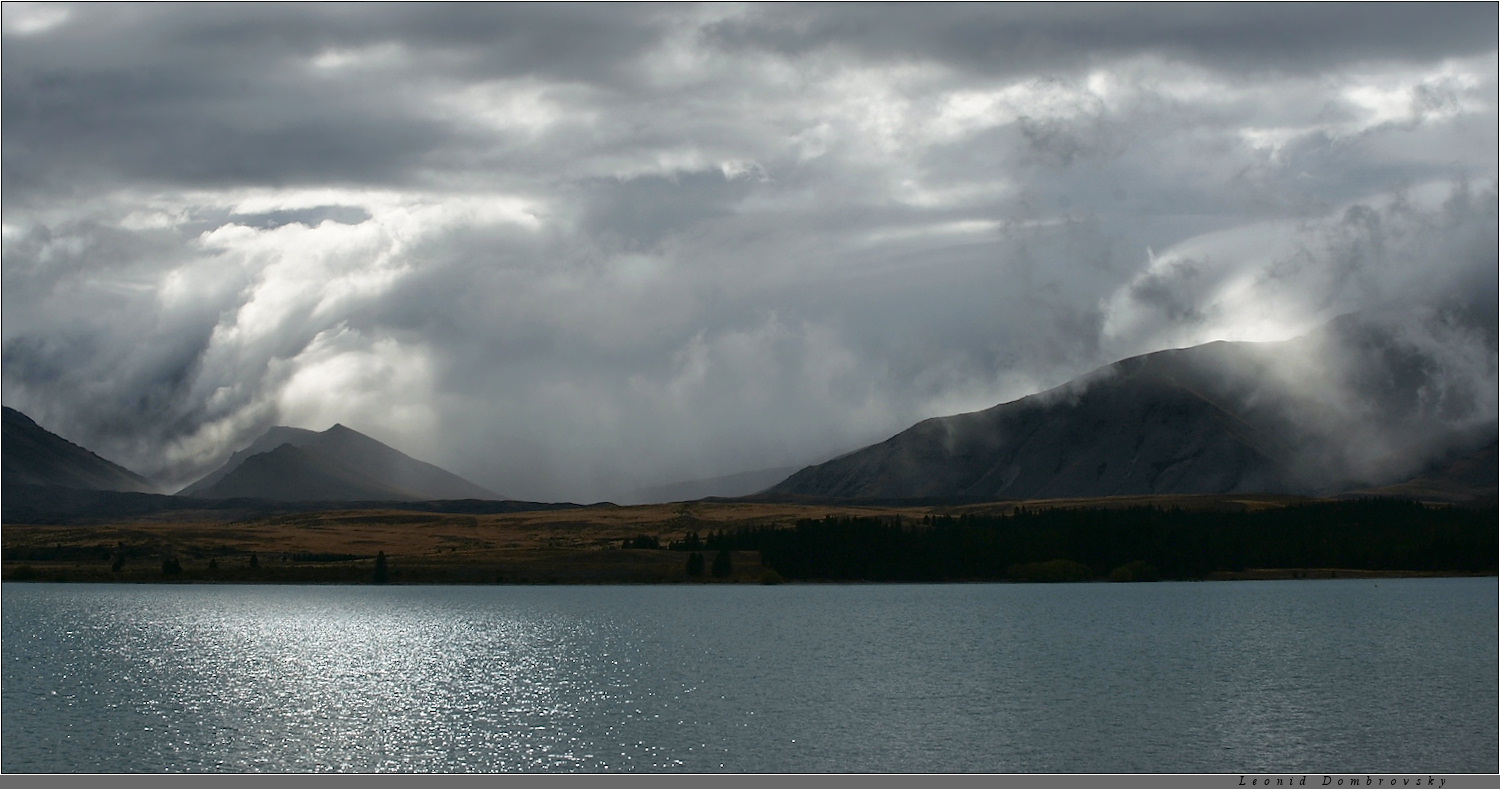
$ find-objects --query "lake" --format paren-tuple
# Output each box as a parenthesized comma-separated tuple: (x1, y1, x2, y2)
(2, 579, 1495, 773)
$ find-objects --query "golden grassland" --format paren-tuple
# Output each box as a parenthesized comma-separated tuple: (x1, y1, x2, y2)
(0, 493, 1470, 584)
(1, 499, 924, 584)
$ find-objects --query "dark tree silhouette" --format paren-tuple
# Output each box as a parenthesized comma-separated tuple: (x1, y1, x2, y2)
(711, 549, 732, 578)
(694, 500, 1495, 582)
(249, 552, 259, 569)
(686, 552, 705, 577)
(373, 551, 389, 584)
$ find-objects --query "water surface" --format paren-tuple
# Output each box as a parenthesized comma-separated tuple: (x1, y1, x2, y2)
(3, 579, 1495, 772)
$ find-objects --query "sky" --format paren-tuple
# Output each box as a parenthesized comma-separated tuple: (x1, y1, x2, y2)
(3, 3, 1497, 503)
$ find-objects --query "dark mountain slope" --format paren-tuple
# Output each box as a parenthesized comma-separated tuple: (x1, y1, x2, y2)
(177, 426, 320, 496)
(179, 423, 501, 502)
(772, 343, 1294, 500)
(304, 424, 500, 501)
(2, 406, 156, 493)
(187, 443, 422, 502)
(770, 311, 1497, 500)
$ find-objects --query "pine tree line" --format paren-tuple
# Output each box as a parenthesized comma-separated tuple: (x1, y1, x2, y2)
(675, 499, 1496, 581)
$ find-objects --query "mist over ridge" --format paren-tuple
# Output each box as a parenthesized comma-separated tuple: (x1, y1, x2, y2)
(770, 306, 1498, 501)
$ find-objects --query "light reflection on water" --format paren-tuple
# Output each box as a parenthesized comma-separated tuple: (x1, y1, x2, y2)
(3, 579, 1496, 773)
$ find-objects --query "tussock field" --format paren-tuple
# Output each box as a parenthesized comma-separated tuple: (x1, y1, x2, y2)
(1, 494, 1485, 584)
(1, 499, 933, 584)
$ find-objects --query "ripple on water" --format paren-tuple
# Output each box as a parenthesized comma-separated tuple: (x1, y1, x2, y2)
(2, 580, 1496, 772)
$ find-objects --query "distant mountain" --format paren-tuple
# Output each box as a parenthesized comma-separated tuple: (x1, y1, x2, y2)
(2, 406, 156, 493)
(629, 465, 803, 504)
(179, 423, 502, 502)
(768, 310, 1498, 501)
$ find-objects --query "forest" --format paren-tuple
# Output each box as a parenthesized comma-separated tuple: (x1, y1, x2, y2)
(674, 499, 1498, 582)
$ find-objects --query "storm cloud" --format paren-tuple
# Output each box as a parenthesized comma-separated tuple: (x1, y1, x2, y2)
(3, 3, 1495, 502)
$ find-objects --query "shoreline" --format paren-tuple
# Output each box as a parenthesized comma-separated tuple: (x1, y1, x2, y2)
(4, 564, 1490, 586)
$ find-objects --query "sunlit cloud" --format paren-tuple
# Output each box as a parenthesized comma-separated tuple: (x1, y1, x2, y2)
(2, 2, 72, 36)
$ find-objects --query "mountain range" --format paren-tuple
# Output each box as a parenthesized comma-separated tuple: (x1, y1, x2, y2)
(1, 411, 501, 504)
(4, 308, 1495, 508)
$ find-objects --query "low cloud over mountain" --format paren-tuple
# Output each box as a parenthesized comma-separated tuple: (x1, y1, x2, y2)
(769, 306, 1497, 501)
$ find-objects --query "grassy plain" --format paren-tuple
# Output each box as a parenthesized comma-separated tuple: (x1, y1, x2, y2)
(2, 499, 928, 584)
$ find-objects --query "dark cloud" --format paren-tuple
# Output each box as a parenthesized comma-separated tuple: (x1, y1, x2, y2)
(3, 47, 452, 193)
(1, 4, 672, 195)
(1127, 259, 1207, 325)
(581, 169, 757, 252)
(704, 4, 1497, 76)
